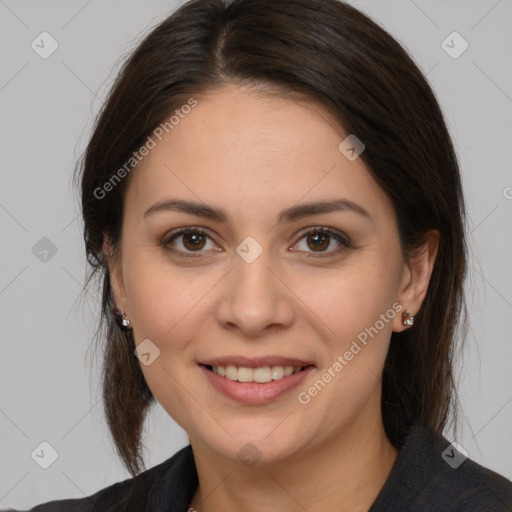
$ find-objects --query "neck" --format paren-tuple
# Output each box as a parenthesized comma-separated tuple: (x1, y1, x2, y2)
(188, 404, 398, 512)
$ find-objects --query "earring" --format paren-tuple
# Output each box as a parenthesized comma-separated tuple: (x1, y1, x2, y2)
(402, 310, 415, 327)
(112, 307, 131, 331)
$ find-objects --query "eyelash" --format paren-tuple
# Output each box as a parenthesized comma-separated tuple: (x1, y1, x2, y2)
(161, 226, 351, 259)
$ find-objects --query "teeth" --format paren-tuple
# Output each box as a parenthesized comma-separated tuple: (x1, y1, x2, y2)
(271, 366, 284, 380)
(254, 367, 272, 383)
(211, 365, 304, 383)
(238, 367, 254, 382)
(225, 365, 238, 380)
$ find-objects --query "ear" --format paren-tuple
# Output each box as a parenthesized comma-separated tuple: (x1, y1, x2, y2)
(102, 235, 128, 313)
(393, 230, 439, 332)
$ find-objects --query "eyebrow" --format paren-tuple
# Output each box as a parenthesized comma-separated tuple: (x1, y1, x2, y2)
(143, 198, 371, 223)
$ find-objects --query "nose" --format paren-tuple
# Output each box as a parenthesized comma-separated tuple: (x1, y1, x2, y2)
(215, 247, 295, 337)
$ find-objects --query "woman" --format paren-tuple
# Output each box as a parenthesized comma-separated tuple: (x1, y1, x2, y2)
(8, 0, 512, 510)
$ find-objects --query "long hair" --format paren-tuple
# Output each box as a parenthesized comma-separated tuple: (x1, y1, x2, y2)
(76, 0, 467, 475)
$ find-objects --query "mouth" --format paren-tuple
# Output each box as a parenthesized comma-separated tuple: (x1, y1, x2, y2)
(198, 358, 316, 405)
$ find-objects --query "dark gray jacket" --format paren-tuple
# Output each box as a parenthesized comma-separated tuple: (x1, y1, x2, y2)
(5, 425, 512, 511)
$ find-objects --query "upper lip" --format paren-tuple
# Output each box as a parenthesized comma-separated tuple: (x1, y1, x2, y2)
(199, 356, 315, 368)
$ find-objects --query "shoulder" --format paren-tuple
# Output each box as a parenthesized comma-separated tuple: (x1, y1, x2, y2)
(445, 456, 512, 511)
(372, 425, 512, 511)
(2, 445, 193, 512)
(422, 427, 512, 511)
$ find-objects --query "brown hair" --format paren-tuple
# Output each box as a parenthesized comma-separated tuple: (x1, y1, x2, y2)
(77, 0, 468, 476)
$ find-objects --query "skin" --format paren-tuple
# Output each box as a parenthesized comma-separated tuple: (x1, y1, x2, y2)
(105, 83, 439, 512)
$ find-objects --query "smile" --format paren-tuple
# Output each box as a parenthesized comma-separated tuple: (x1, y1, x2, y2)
(199, 361, 315, 405)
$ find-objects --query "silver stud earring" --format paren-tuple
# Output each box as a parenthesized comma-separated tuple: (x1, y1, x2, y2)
(113, 307, 131, 331)
(402, 310, 415, 326)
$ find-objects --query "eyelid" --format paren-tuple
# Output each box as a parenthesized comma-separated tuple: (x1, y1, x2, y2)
(294, 225, 350, 241)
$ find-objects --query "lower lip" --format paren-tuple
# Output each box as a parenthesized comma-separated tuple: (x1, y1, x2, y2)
(200, 365, 314, 405)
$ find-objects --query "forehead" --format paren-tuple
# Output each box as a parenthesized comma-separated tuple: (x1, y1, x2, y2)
(124, 84, 394, 226)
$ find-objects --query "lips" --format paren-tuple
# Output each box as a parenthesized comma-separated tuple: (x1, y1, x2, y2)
(198, 356, 316, 404)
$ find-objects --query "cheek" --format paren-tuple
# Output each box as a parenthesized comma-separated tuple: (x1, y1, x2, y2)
(294, 268, 398, 430)
(123, 248, 214, 344)
(122, 256, 215, 427)
(292, 254, 401, 412)
(303, 256, 401, 347)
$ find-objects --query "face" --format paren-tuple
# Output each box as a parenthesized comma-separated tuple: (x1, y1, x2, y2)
(108, 84, 433, 465)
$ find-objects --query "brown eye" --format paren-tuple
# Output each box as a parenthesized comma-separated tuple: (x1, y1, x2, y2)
(163, 227, 218, 257)
(306, 232, 330, 251)
(181, 231, 207, 251)
(293, 227, 350, 257)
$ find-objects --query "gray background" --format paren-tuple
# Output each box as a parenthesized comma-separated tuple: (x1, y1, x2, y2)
(1, 0, 511, 508)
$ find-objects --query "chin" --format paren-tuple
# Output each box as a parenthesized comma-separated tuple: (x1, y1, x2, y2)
(191, 417, 313, 466)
